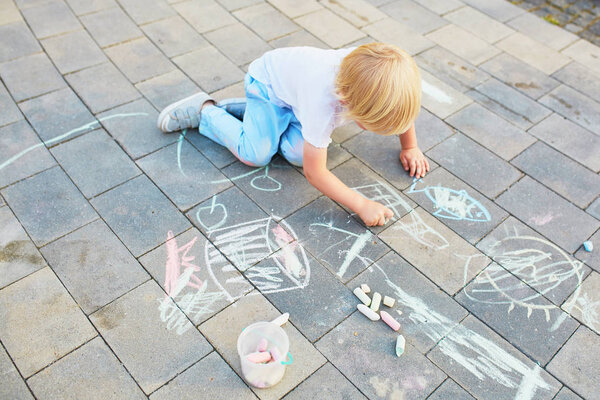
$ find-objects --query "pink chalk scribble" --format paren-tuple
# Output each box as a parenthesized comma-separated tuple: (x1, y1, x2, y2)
(164, 230, 204, 298)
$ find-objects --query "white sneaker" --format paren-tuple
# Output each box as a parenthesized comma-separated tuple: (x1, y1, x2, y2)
(157, 92, 214, 132)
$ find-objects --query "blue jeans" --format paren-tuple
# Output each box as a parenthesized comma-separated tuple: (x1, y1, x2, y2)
(198, 74, 304, 167)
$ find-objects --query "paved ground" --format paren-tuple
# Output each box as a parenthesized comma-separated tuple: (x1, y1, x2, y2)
(1, 0, 600, 399)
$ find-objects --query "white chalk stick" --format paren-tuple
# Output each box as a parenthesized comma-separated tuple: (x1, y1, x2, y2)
(360, 284, 371, 294)
(370, 292, 381, 312)
(271, 312, 289, 327)
(357, 304, 380, 321)
(354, 287, 371, 306)
(395, 335, 405, 357)
(383, 296, 395, 307)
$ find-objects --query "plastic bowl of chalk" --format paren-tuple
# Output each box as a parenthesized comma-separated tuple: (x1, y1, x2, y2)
(237, 321, 293, 388)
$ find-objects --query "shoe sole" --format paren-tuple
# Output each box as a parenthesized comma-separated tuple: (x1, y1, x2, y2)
(157, 92, 213, 132)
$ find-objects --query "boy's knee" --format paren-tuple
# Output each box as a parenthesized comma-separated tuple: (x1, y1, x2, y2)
(239, 148, 273, 167)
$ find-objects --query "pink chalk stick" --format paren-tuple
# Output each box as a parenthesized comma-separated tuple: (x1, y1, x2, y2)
(257, 338, 268, 352)
(247, 351, 272, 364)
(270, 347, 281, 362)
(380, 311, 401, 331)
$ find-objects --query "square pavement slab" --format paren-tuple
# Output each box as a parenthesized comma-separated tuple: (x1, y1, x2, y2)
(0, 81, 22, 128)
(50, 129, 141, 198)
(21, 0, 81, 39)
(40, 219, 150, 315)
(118, 0, 176, 25)
(283, 196, 389, 283)
(282, 363, 366, 400)
(419, 69, 473, 119)
(65, 0, 117, 16)
(361, 17, 434, 56)
(199, 291, 327, 400)
(575, 228, 600, 273)
(539, 84, 600, 135)
(0, 52, 65, 102)
(40, 29, 107, 74)
(427, 379, 475, 400)
(186, 129, 238, 169)
(456, 262, 579, 366)
(80, 6, 142, 48)
(348, 252, 468, 354)
(136, 70, 201, 112)
(1, 166, 98, 247)
(26, 337, 146, 400)
(428, 314, 561, 400)
(233, 2, 300, 41)
(294, 8, 365, 48)
(379, 207, 491, 295)
(547, 326, 600, 400)
(172, 0, 237, 34)
(90, 280, 212, 394)
(139, 228, 253, 326)
(0, 267, 97, 378)
(466, 88, 534, 131)
(444, 5, 514, 44)
(496, 176, 599, 253)
(381, 0, 447, 34)
(244, 247, 355, 341)
(553, 61, 600, 105)
(204, 23, 272, 66)
(149, 351, 256, 400)
(425, 24, 500, 65)
(91, 174, 190, 257)
(0, 21, 41, 63)
(0, 206, 46, 289)
(136, 138, 231, 210)
(587, 197, 600, 220)
(404, 167, 508, 244)
(142, 16, 208, 58)
(563, 271, 600, 334)
(414, 108, 455, 153)
(496, 32, 570, 74)
(0, 345, 33, 400)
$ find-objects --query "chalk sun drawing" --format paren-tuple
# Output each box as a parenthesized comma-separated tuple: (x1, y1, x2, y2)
(408, 178, 491, 222)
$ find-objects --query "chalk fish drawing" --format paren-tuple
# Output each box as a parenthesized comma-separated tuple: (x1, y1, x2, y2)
(408, 178, 491, 222)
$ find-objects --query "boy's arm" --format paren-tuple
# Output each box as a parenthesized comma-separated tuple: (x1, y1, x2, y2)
(303, 142, 393, 226)
(399, 122, 430, 179)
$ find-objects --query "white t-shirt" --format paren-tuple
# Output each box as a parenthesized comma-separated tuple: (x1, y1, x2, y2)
(248, 46, 355, 149)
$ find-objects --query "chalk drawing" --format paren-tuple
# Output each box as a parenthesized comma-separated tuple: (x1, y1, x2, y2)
(422, 79, 452, 104)
(207, 164, 284, 193)
(408, 178, 491, 222)
(177, 129, 187, 177)
(0, 112, 148, 172)
(195, 195, 228, 232)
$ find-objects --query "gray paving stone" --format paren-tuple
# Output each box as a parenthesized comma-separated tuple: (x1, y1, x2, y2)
(27, 337, 146, 400)
(0, 82, 22, 128)
(496, 177, 600, 253)
(466, 88, 534, 130)
(91, 175, 190, 256)
(139, 227, 253, 325)
(0, 22, 41, 63)
(477, 217, 591, 307)
(547, 326, 600, 400)
(173, 45, 245, 93)
(381, 0, 447, 34)
(320, 0, 386, 28)
(222, 158, 320, 218)
(186, 129, 238, 169)
(414, 108, 455, 152)
(479, 53, 560, 100)
(0, 345, 33, 400)
(283, 196, 389, 283)
(205, 23, 272, 66)
(426, 133, 522, 198)
(563, 271, 600, 334)
(561, 39, 600, 77)
(331, 122, 362, 144)
(0, 52, 65, 102)
(233, 2, 299, 41)
(496, 32, 571, 74)
(149, 351, 256, 400)
(136, 70, 201, 111)
(0, 206, 46, 289)
(415, 46, 489, 93)
(316, 309, 447, 399)
(136, 139, 231, 210)
(325, 142, 352, 170)
(65, 0, 117, 15)
(425, 24, 500, 66)
(199, 291, 326, 400)
(554, 387, 584, 400)
(446, 102, 535, 160)
(142, 15, 207, 58)
(268, 29, 327, 49)
(0, 267, 97, 378)
(2, 166, 98, 246)
(575, 227, 600, 271)
(283, 363, 366, 400)
(90, 280, 212, 394)
(512, 141, 600, 208)
(97, 98, 177, 159)
(412, 0, 462, 13)
(361, 17, 434, 56)
(217, 0, 263, 11)
(553, 62, 600, 105)
(457, 262, 579, 366)
(117, 0, 176, 24)
(0, 120, 56, 188)
(460, 0, 525, 22)
(80, 7, 142, 47)
(267, 0, 323, 18)
(19, 87, 96, 144)
(428, 315, 561, 400)
(427, 379, 474, 400)
(379, 207, 490, 295)
(404, 167, 508, 244)
(420, 69, 473, 119)
(173, 0, 237, 33)
(41, 219, 149, 314)
(444, 6, 514, 43)
(587, 197, 600, 220)
(105, 38, 175, 84)
(294, 8, 365, 48)
(66, 63, 140, 114)
(539, 84, 600, 135)
(528, 113, 600, 173)
(0, 0, 23, 25)
(348, 252, 468, 353)
(508, 13, 578, 51)
(41, 29, 107, 74)
(21, 0, 81, 38)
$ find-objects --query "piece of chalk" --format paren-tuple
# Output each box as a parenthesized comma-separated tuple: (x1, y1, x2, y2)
(354, 287, 371, 306)
(247, 351, 272, 364)
(360, 283, 371, 294)
(395, 335, 405, 357)
(357, 303, 380, 321)
(583, 241, 593, 252)
(383, 296, 395, 307)
(271, 312, 289, 326)
(257, 338, 268, 352)
(380, 310, 401, 331)
(370, 292, 382, 312)
(270, 347, 281, 362)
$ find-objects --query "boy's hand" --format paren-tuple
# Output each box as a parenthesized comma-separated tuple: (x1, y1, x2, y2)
(400, 147, 430, 179)
(358, 199, 394, 227)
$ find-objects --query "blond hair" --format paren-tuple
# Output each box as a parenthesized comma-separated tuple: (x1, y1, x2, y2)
(335, 43, 421, 135)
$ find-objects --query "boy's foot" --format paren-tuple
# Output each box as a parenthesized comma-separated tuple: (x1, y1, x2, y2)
(157, 92, 215, 132)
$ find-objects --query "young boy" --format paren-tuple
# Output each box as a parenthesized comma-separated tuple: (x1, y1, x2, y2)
(157, 43, 429, 227)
